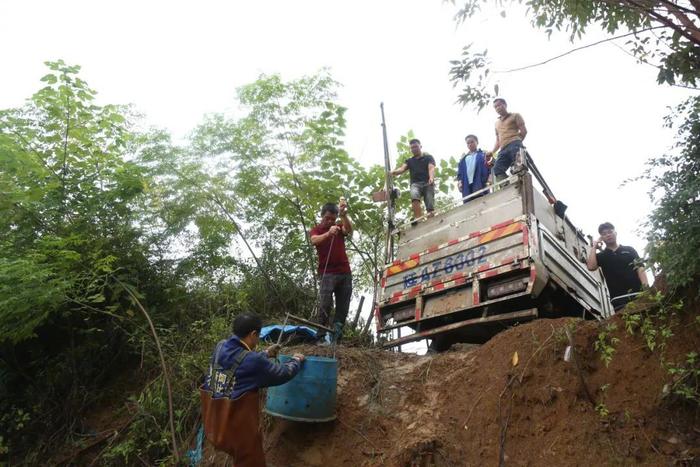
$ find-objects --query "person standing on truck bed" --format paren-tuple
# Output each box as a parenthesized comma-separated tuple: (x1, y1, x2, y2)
(310, 199, 353, 342)
(486, 98, 527, 184)
(457, 134, 490, 202)
(200, 312, 305, 466)
(586, 222, 649, 310)
(390, 138, 436, 221)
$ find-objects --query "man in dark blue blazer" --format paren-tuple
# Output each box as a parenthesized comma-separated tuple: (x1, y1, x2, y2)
(457, 134, 490, 203)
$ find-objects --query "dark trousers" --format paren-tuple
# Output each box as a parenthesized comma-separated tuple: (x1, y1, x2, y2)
(317, 273, 353, 327)
(494, 140, 523, 179)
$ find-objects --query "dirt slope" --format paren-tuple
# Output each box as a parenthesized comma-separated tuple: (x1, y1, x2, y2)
(202, 308, 700, 467)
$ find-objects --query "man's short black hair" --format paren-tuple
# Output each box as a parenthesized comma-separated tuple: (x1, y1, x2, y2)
(321, 203, 339, 216)
(409, 138, 421, 145)
(233, 313, 262, 338)
(465, 134, 479, 143)
(493, 97, 507, 105)
(598, 222, 615, 234)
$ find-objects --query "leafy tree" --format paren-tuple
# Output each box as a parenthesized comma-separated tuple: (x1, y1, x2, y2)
(0, 60, 150, 343)
(449, 0, 699, 109)
(642, 95, 700, 290)
(184, 72, 389, 300)
(0, 60, 174, 461)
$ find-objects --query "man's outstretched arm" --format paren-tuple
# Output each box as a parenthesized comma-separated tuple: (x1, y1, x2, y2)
(391, 163, 408, 176)
(255, 353, 305, 388)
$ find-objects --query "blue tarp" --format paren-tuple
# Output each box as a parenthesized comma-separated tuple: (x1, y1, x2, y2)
(260, 324, 319, 344)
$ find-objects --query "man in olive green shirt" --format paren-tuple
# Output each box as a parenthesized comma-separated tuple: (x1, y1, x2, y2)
(486, 98, 527, 183)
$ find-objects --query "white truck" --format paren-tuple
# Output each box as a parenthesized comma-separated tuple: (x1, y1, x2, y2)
(375, 161, 613, 350)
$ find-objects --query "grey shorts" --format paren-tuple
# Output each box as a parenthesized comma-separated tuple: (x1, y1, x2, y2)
(410, 182, 435, 212)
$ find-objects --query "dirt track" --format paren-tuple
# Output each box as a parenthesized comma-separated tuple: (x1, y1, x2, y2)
(199, 303, 700, 467)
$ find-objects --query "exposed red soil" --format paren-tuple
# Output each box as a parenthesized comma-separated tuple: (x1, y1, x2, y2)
(201, 300, 700, 467)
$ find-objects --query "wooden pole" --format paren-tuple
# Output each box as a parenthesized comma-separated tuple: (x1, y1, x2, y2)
(351, 295, 366, 330)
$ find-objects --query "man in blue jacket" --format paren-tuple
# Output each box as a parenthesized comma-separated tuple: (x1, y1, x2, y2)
(200, 313, 305, 466)
(457, 134, 490, 202)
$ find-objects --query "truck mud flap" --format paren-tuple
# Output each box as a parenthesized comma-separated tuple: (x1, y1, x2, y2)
(380, 308, 538, 349)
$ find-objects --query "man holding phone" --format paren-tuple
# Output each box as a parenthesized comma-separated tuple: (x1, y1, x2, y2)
(587, 222, 649, 309)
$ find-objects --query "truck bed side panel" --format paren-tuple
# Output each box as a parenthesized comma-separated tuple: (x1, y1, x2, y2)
(397, 182, 525, 257)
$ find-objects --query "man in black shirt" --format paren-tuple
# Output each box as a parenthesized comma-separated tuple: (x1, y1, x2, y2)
(586, 222, 649, 310)
(391, 138, 436, 221)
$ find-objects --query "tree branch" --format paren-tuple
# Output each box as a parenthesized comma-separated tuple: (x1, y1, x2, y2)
(114, 278, 179, 463)
(610, 42, 700, 89)
(688, 0, 700, 16)
(661, 2, 700, 43)
(619, 0, 700, 45)
(655, 0, 700, 17)
(494, 26, 666, 73)
(347, 238, 380, 287)
(284, 153, 319, 293)
(61, 95, 71, 214)
(9, 129, 62, 180)
(208, 191, 281, 294)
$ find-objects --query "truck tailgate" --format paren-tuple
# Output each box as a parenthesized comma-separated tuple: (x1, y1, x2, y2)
(380, 218, 530, 314)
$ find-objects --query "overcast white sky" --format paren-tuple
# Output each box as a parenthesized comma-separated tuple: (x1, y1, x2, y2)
(1, 2, 695, 348)
(1, 0, 693, 250)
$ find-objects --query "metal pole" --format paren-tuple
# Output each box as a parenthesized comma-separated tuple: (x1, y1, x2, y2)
(380, 103, 395, 265)
(376, 103, 395, 348)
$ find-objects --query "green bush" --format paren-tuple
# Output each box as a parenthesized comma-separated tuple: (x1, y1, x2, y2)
(643, 96, 700, 292)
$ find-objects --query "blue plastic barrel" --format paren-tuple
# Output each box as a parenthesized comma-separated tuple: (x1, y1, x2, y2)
(265, 355, 337, 422)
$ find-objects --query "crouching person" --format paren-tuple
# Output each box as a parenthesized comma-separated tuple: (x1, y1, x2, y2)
(200, 312, 305, 467)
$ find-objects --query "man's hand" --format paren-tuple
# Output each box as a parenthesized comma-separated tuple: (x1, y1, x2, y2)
(457, 181, 463, 191)
(339, 198, 348, 216)
(594, 237, 604, 250)
(292, 353, 305, 362)
(428, 176, 434, 185)
(266, 344, 281, 358)
(329, 225, 341, 236)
